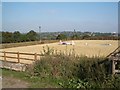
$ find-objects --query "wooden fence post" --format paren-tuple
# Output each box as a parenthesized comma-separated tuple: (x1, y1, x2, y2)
(34, 53, 37, 61)
(112, 60, 115, 75)
(17, 52, 20, 63)
(4, 51, 6, 61)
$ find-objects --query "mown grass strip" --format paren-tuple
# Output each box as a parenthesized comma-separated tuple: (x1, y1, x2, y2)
(1, 40, 58, 49)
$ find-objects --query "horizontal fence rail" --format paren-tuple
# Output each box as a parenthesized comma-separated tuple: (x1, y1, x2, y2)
(0, 51, 43, 64)
(107, 46, 120, 58)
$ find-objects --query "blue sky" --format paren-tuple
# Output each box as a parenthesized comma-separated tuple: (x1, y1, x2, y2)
(1, 0, 120, 2)
(2, 2, 118, 33)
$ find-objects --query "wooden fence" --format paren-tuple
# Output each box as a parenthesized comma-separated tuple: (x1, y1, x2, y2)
(109, 59, 120, 75)
(107, 46, 120, 75)
(0, 51, 42, 64)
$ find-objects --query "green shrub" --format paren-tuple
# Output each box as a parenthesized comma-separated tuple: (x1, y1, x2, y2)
(59, 78, 91, 88)
(78, 58, 107, 82)
(26, 55, 79, 80)
(26, 46, 120, 88)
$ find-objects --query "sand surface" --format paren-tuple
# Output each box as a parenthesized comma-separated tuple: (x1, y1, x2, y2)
(0, 40, 118, 64)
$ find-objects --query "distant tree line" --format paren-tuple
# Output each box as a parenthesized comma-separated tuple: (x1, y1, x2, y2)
(0, 30, 119, 43)
(56, 33, 119, 40)
(1, 30, 38, 43)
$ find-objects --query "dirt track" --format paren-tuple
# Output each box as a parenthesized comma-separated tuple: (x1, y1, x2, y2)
(2, 76, 30, 88)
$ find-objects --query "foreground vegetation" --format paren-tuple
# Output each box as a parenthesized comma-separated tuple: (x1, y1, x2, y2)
(2, 52, 120, 88)
(26, 54, 120, 88)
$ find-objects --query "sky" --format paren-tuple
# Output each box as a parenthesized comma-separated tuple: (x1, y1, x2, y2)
(0, 2, 2, 32)
(2, 2, 118, 33)
(1, 0, 120, 2)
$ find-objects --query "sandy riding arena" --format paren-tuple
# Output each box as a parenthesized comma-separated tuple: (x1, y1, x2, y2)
(0, 40, 118, 64)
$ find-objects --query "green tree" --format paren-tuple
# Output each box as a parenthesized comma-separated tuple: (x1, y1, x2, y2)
(82, 35, 90, 40)
(20, 34, 28, 42)
(56, 34, 67, 40)
(2, 32, 13, 43)
(71, 34, 79, 40)
(13, 31, 21, 42)
(26, 30, 37, 41)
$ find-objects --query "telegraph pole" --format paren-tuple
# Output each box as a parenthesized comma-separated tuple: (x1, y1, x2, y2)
(39, 26, 41, 43)
(74, 29, 76, 35)
(73, 29, 76, 40)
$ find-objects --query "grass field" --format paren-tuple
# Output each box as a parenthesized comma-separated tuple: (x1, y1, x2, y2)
(2, 68, 60, 88)
(0, 40, 118, 64)
(1, 40, 58, 49)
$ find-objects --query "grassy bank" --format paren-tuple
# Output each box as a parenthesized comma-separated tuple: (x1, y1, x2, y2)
(1, 40, 58, 49)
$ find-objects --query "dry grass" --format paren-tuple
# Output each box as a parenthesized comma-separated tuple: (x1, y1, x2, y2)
(0, 40, 118, 64)
(1, 40, 58, 49)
